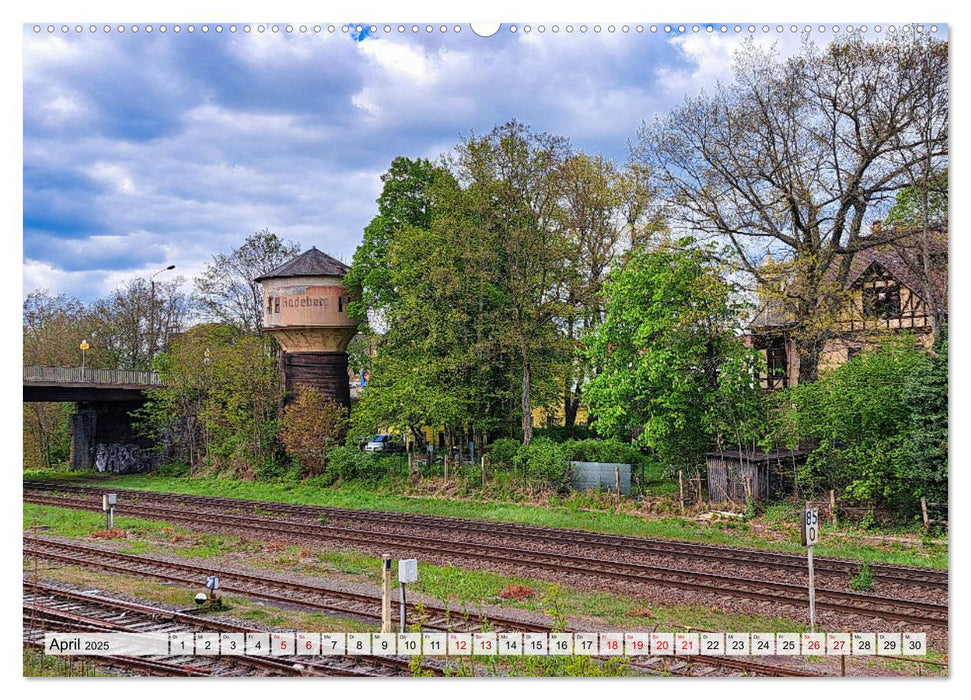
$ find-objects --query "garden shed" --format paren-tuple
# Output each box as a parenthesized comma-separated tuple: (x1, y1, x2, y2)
(705, 450, 807, 504)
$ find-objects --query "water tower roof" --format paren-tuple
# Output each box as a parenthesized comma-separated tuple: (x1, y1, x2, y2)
(254, 246, 349, 283)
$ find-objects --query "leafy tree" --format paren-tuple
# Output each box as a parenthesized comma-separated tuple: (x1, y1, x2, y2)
(583, 243, 764, 475)
(344, 157, 448, 326)
(279, 387, 349, 477)
(454, 120, 574, 443)
(194, 228, 301, 332)
(640, 34, 948, 383)
(137, 324, 282, 477)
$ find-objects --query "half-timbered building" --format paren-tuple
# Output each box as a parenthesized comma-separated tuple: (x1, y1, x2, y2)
(748, 225, 947, 389)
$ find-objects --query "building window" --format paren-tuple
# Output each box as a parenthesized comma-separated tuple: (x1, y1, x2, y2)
(274, 297, 280, 314)
(863, 282, 900, 319)
(267, 297, 274, 313)
(338, 296, 343, 313)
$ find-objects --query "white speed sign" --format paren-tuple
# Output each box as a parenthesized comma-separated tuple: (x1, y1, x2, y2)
(801, 508, 820, 546)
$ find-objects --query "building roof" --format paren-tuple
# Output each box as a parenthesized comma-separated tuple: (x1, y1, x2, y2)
(751, 226, 947, 330)
(254, 247, 349, 283)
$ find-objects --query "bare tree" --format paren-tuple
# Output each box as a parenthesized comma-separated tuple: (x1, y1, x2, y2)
(640, 34, 947, 382)
(194, 228, 301, 332)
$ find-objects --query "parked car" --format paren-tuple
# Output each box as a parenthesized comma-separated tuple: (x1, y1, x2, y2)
(364, 434, 405, 453)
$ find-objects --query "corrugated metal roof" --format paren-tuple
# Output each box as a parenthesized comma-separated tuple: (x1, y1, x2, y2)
(254, 247, 349, 282)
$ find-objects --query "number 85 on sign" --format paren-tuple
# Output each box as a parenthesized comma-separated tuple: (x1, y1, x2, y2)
(800, 508, 820, 546)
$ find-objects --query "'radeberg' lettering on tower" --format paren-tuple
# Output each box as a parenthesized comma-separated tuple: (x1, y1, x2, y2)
(282, 295, 329, 309)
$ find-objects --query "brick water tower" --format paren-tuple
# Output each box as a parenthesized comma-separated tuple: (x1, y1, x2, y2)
(255, 247, 360, 409)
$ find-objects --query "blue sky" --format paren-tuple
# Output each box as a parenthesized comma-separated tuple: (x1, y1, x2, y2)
(22, 22, 938, 301)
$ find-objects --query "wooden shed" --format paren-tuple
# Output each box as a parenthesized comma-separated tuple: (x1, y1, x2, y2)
(705, 450, 807, 504)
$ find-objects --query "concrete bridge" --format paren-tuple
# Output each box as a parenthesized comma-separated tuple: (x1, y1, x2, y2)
(23, 366, 361, 473)
(23, 366, 162, 473)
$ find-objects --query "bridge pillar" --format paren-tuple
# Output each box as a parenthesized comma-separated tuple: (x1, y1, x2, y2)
(69, 402, 157, 473)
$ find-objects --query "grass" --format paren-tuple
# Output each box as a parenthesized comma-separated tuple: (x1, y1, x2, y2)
(24, 469, 947, 568)
(22, 646, 109, 677)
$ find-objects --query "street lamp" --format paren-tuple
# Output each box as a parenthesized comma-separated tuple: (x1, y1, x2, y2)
(150, 264, 176, 360)
(79, 339, 89, 379)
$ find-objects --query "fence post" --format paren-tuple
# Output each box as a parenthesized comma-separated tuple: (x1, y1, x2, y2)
(921, 497, 929, 531)
(615, 466, 621, 505)
(830, 489, 837, 525)
(678, 470, 685, 511)
(444, 453, 449, 482)
(481, 455, 486, 488)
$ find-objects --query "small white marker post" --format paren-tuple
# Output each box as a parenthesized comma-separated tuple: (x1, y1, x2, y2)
(398, 559, 418, 633)
(800, 506, 820, 632)
(102, 493, 117, 529)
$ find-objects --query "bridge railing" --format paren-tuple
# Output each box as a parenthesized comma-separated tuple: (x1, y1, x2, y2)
(23, 365, 163, 386)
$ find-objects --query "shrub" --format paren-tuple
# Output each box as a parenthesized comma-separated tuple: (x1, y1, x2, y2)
(514, 438, 571, 493)
(279, 388, 349, 477)
(850, 563, 874, 591)
(486, 438, 520, 471)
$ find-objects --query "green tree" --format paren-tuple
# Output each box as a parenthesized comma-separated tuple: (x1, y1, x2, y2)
(583, 243, 764, 475)
(344, 157, 448, 325)
(138, 324, 282, 477)
(454, 121, 573, 443)
(194, 228, 301, 332)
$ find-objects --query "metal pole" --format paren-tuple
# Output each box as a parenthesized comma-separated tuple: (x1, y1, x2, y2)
(399, 582, 407, 634)
(381, 555, 392, 633)
(108, 507, 114, 530)
(808, 544, 816, 632)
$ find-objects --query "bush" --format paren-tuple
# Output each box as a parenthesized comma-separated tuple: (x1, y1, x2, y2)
(486, 438, 520, 471)
(154, 460, 190, 478)
(514, 438, 571, 493)
(326, 446, 371, 481)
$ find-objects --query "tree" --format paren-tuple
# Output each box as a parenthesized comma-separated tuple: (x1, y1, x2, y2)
(583, 243, 764, 475)
(87, 276, 191, 370)
(279, 388, 349, 477)
(557, 153, 662, 426)
(344, 157, 447, 326)
(137, 324, 282, 477)
(454, 121, 574, 443)
(640, 34, 948, 383)
(23, 291, 89, 470)
(194, 229, 302, 332)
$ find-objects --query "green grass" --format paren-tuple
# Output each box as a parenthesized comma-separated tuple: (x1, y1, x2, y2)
(24, 470, 947, 568)
(23, 647, 108, 677)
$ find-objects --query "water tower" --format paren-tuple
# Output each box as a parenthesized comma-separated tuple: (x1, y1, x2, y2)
(255, 247, 361, 409)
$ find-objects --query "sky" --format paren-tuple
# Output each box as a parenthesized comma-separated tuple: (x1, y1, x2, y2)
(19, 21, 849, 302)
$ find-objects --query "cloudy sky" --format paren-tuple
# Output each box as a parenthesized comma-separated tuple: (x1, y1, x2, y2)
(22, 22, 938, 301)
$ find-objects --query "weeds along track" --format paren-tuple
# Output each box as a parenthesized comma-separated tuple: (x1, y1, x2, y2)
(24, 483, 947, 592)
(23, 579, 424, 677)
(23, 536, 824, 677)
(24, 488, 947, 630)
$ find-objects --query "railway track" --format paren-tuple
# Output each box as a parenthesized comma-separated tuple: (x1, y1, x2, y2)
(24, 482, 948, 591)
(23, 579, 424, 677)
(23, 489, 948, 629)
(24, 536, 825, 677)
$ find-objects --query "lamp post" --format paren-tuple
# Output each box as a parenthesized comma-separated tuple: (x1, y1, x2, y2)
(150, 264, 176, 360)
(79, 339, 89, 380)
